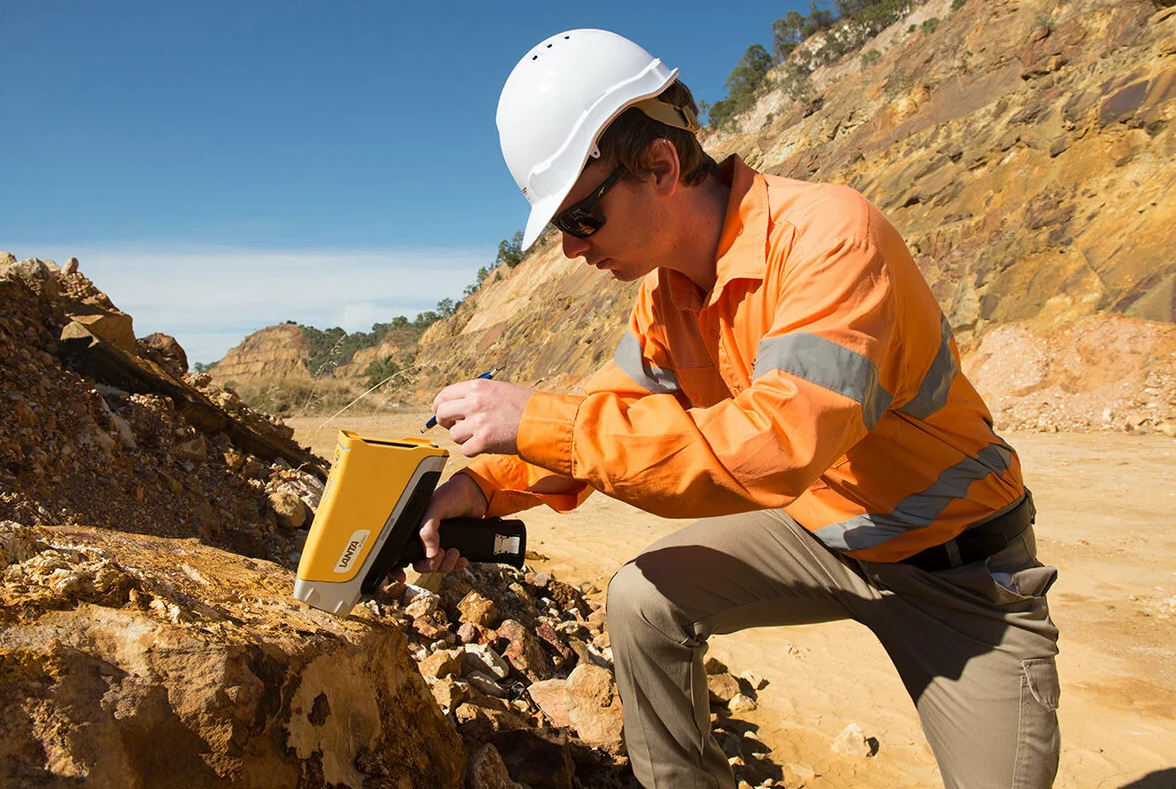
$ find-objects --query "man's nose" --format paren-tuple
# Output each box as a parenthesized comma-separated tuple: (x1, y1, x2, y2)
(561, 231, 590, 260)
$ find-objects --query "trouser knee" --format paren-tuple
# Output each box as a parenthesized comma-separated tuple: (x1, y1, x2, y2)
(607, 561, 687, 646)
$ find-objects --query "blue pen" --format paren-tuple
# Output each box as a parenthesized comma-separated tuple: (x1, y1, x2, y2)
(421, 369, 497, 432)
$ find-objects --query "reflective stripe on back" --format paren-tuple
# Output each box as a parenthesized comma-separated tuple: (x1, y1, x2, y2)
(614, 331, 681, 394)
(812, 441, 1015, 551)
(897, 313, 958, 420)
(753, 332, 893, 430)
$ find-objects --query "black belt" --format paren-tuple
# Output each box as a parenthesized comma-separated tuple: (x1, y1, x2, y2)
(900, 490, 1036, 572)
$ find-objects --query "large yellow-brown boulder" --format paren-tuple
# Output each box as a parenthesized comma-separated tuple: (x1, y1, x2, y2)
(0, 522, 466, 788)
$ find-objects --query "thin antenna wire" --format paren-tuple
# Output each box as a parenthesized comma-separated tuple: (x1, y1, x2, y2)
(316, 368, 409, 430)
(315, 361, 444, 430)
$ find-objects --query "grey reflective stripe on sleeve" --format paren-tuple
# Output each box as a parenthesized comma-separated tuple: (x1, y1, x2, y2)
(753, 332, 893, 430)
(812, 441, 1015, 551)
(613, 331, 680, 394)
(898, 313, 958, 420)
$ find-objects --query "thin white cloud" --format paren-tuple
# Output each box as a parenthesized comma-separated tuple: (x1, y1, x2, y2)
(7, 241, 493, 363)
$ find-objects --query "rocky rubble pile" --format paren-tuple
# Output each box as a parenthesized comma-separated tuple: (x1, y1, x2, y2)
(0, 253, 327, 566)
(962, 316, 1176, 436)
(379, 563, 785, 789)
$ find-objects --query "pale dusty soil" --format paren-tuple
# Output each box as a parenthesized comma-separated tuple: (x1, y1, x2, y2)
(290, 413, 1176, 789)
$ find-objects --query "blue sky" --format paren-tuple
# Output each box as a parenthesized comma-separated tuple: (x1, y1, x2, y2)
(2, 1, 805, 363)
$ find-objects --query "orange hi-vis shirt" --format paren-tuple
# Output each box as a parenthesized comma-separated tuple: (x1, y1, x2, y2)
(462, 155, 1024, 563)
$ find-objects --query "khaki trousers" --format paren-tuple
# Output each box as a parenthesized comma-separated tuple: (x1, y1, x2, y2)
(606, 509, 1061, 789)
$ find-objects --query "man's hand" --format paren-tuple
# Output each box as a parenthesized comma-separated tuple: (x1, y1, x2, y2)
(391, 472, 488, 584)
(432, 379, 534, 456)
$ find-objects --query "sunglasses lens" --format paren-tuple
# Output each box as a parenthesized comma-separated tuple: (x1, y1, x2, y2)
(554, 209, 602, 238)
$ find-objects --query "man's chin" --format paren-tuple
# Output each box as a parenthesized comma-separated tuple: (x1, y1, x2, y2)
(609, 267, 639, 282)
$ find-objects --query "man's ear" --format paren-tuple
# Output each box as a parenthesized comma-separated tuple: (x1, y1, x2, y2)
(646, 138, 680, 196)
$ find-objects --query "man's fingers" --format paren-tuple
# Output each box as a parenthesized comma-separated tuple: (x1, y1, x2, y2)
(433, 398, 466, 429)
(433, 380, 479, 411)
(438, 548, 462, 574)
(418, 517, 442, 563)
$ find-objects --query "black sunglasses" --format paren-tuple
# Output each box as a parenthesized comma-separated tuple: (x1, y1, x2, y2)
(551, 165, 626, 238)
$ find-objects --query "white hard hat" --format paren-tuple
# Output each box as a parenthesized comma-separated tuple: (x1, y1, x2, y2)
(497, 29, 700, 250)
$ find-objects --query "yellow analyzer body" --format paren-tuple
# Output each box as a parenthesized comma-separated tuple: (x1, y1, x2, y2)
(293, 430, 526, 617)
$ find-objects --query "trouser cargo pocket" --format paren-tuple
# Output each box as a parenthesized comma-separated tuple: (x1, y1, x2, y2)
(1015, 657, 1060, 789)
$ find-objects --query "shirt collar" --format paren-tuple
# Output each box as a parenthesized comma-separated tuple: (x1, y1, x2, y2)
(665, 154, 770, 312)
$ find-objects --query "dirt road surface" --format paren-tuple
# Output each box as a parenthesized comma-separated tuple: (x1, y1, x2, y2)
(289, 413, 1176, 789)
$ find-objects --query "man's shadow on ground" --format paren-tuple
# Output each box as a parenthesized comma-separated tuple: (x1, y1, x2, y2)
(1119, 769, 1176, 789)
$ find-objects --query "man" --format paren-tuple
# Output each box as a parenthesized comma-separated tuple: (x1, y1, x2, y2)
(417, 29, 1060, 789)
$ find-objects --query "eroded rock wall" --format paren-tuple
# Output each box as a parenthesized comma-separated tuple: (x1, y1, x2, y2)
(0, 522, 466, 789)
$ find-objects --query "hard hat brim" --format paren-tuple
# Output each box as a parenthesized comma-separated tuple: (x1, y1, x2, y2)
(522, 195, 558, 250)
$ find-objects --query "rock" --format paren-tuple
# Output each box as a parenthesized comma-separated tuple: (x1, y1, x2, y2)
(705, 656, 730, 675)
(458, 590, 499, 628)
(109, 412, 137, 449)
(497, 618, 551, 681)
(241, 454, 266, 477)
(268, 490, 306, 530)
(173, 434, 208, 463)
(419, 648, 464, 679)
(402, 583, 436, 604)
(468, 744, 528, 789)
(404, 591, 441, 619)
(728, 693, 758, 713)
(535, 620, 575, 662)
(136, 332, 189, 378)
(708, 672, 741, 704)
(464, 643, 511, 680)
(413, 619, 450, 642)
(454, 696, 526, 739)
(428, 676, 470, 711)
(223, 449, 245, 472)
(1, 257, 59, 298)
(466, 670, 510, 698)
(527, 679, 575, 729)
(739, 669, 768, 691)
(457, 621, 481, 643)
(528, 664, 625, 754)
(67, 311, 137, 356)
(783, 762, 817, 786)
(546, 579, 591, 618)
(0, 525, 466, 788)
(587, 606, 607, 629)
(488, 729, 575, 789)
(0, 521, 46, 568)
(1159, 422, 1176, 438)
(831, 722, 873, 758)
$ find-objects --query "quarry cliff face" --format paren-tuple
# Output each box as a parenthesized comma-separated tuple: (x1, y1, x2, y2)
(212, 0, 1176, 433)
(706, 0, 1176, 335)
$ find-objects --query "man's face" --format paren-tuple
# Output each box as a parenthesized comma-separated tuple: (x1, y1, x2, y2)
(554, 161, 664, 282)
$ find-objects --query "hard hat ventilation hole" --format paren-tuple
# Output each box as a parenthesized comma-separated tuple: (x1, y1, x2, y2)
(532, 55, 539, 60)
(546, 43, 553, 48)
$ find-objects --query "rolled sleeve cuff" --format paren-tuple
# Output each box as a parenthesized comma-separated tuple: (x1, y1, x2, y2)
(516, 391, 582, 478)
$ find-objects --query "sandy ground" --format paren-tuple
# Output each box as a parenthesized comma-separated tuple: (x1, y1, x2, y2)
(288, 413, 1176, 789)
